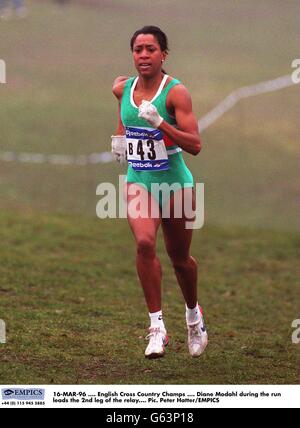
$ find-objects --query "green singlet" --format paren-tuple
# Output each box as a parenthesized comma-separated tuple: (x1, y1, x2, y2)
(121, 74, 194, 208)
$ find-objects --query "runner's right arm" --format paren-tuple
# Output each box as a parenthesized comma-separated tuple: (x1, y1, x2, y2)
(111, 77, 128, 163)
(112, 77, 128, 135)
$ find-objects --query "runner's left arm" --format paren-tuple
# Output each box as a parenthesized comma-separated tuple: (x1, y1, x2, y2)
(158, 85, 201, 156)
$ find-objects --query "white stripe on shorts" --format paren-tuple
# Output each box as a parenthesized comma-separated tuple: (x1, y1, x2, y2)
(167, 147, 182, 155)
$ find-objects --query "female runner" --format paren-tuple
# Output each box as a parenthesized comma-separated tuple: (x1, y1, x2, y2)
(112, 26, 208, 359)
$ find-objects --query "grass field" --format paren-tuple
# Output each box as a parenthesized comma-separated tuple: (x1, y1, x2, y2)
(0, 211, 299, 384)
(0, 0, 299, 384)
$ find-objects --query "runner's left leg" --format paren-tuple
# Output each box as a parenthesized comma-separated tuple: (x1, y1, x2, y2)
(161, 188, 198, 309)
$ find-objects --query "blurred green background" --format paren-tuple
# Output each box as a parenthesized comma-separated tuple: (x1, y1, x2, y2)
(0, 0, 299, 384)
(0, 0, 299, 230)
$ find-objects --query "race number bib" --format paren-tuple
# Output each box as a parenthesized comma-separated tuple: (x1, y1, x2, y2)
(126, 126, 169, 171)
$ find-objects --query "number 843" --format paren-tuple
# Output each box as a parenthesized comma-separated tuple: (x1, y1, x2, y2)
(128, 139, 157, 161)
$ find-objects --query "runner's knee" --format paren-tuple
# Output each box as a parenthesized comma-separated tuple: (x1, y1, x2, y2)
(137, 237, 156, 259)
(172, 257, 189, 271)
(171, 255, 196, 271)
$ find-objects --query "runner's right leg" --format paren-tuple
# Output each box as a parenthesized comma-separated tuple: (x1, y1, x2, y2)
(125, 183, 162, 314)
(125, 183, 168, 358)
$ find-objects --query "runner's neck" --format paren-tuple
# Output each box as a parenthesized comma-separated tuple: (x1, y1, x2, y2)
(137, 73, 167, 92)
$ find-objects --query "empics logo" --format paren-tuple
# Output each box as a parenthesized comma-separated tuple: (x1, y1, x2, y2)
(0, 59, 6, 84)
(3, 389, 14, 397)
(1, 388, 45, 400)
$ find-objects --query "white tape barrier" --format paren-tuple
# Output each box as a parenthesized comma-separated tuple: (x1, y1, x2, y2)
(0, 74, 297, 166)
(198, 74, 295, 132)
(0, 151, 114, 165)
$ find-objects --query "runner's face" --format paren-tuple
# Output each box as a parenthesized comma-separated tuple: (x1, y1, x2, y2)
(132, 34, 166, 77)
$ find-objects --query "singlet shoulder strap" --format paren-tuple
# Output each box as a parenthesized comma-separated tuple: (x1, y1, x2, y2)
(162, 78, 181, 95)
(124, 77, 136, 91)
(150, 74, 169, 103)
(121, 77, 136, 104)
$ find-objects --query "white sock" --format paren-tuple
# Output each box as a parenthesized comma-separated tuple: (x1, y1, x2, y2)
(149, 310, 166, 332)
(186, 303, 201, 325)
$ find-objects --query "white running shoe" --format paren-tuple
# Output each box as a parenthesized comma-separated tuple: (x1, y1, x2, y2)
(145, 327, 169, 359)
(187, 307, 208, 357)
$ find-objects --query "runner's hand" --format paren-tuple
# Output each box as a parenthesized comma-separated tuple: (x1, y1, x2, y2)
(138, 100, 163, 128)
(111, 135, 127, 164)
